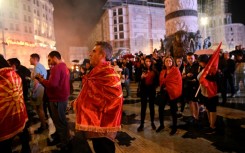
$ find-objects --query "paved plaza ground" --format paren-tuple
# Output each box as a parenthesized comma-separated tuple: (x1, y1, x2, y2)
(12, 81, 245, 153)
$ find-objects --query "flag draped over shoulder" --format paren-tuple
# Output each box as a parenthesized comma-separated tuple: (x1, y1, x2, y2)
(0, 68, 28, 142)
(200, 42, 222, 98)
(74, 62, 123, 133)
(159, 67, 182, 100)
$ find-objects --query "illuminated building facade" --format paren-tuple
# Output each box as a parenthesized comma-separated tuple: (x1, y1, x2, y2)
(87, 0, 165, 55)
(198, 0, 245, 51)
(0, 0, 56, 68)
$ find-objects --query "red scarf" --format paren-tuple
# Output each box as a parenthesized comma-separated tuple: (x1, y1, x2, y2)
(144, 70, 155, 85)
(74, 62, 123, 132)
(159, 67, 182, 100)
(0, 68, 28, 141)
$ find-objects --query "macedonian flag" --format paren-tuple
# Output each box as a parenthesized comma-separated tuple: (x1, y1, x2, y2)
(0, 68, 28, 142)
(74, 62, 123, 133)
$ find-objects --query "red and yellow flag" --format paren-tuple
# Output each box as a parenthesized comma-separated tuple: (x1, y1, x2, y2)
(74, 62, 123, 133)
(0, 68, 28, 141)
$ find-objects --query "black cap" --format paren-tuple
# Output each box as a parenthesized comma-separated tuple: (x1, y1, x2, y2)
(198, 54, 209, 63)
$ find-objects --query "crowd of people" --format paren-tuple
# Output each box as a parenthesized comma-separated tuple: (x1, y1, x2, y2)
(0, 41, 123, 153)
(0, 42, 244, 153)
(110, 45, 244, 136)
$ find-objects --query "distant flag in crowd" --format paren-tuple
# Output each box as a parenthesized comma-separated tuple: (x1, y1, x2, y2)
(200, 42, 222, 98)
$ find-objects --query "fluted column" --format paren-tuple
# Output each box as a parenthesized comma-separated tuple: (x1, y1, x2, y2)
(165, 0, 198, 36)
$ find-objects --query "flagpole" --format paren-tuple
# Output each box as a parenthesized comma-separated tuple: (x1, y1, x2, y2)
(195, 84, 201, 98)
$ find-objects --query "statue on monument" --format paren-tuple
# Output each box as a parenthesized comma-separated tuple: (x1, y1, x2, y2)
(172, 30, 189, 58)
(194, 30, 202, 51)
(203, 36, 211, 49)
(160, 38, 164, 52)
(160, 35, 168, 53)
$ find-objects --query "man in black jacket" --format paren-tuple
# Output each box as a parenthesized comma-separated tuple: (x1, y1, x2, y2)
(219, 51, 236, 105)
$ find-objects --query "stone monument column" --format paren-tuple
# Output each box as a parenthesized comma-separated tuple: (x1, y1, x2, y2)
(163, 0, 199, 57)
(165, 0, 198, 37)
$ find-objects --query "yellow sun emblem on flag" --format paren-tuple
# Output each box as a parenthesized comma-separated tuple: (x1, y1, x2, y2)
(0, 68, 25, 123)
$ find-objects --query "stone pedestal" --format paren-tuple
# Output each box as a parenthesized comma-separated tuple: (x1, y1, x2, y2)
(163, 0, 199, 57)
(165, 0, 198, 37)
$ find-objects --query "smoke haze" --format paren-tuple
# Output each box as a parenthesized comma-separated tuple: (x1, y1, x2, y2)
(50, 0, 107, 52)
(50, 0, 244, 53)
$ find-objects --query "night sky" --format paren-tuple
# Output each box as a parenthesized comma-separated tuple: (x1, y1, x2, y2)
(230, 0, 245, 24)
(50, 0, 244, 52)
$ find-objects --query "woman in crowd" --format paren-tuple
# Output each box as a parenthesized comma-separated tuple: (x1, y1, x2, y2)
(137, 55, 159, 132)
(157, 56, 182, 135)
(175, 57, 185, 117)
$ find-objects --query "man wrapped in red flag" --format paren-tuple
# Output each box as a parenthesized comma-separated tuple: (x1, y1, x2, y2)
(74, 41, 123, 153)
(197, 42, 222, 134)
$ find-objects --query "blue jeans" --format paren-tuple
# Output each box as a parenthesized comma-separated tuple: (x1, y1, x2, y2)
(122, 79, 130, 97)
(50, 101, 70, 146)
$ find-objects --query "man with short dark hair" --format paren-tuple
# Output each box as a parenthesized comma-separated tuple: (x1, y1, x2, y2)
(7, 58, 31, 105)
(35, 51, 71, 151)
(219, 51, 236, 105)
(74, 41, 123, 153)
(30, 53, 48, 134)
(182, 52, 200, 123)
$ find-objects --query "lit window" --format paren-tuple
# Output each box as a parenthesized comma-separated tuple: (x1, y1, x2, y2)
(114, 26, 117, 32)
(28, 16, 31, 22)
(119, 24, 123, 31)
(25, 26, 28, 32)
(29, 27, 32, 33)
(119, 33, 124, 39)
(119, 16, 123, 23)
(118, 8, 123, 15)
(15, 24, 19, 31)
(10, 23, 14, 30)
(113, 10, 117, 16)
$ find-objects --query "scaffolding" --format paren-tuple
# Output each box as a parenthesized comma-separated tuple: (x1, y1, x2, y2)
(103, 0, 164, 9)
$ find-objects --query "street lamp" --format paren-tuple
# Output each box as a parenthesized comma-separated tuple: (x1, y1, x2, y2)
(200, 17, 208, 39)
(0, 0, 7, 58)
(1, 28, 7, 58)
